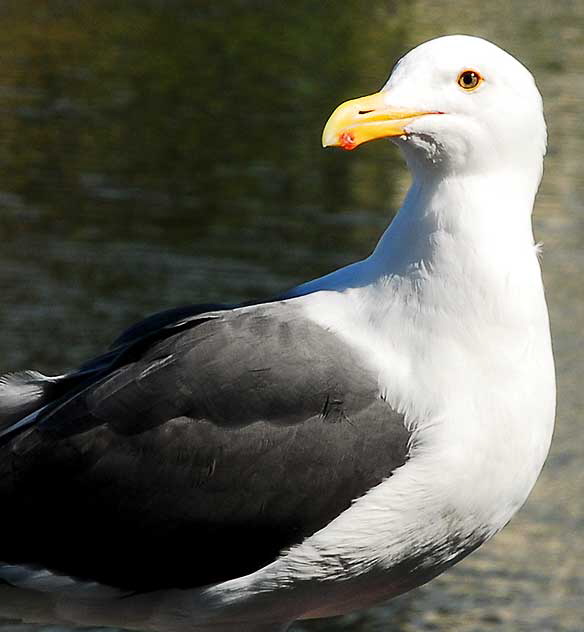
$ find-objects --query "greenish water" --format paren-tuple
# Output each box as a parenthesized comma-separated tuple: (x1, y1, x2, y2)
(0, 2, 581, 631)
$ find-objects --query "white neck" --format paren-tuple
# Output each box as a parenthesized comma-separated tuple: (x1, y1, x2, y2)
(289, 166, 542, 307)
(373, 168, 538, 270)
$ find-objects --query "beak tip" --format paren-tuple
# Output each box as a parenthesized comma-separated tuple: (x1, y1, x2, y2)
(321, 129, 335, 148)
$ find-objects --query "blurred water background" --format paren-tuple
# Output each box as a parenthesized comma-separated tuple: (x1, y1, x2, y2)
(0, 1, 581, 631)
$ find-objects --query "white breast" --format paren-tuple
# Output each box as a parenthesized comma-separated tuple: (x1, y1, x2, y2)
(300, 235, 555, 526)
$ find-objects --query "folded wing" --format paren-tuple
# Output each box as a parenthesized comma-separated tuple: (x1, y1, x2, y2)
(0, 301, 410, 592)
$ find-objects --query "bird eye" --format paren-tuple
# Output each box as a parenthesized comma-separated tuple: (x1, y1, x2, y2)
(457, 70, 482, 91)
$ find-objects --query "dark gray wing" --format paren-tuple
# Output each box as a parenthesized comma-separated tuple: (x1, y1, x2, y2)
(0, 302, 409, 592)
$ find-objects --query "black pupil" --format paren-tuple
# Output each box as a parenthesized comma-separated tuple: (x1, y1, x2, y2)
(463, 72, 476, 85)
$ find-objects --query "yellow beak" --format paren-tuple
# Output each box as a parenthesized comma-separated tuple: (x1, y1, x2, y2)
(322, 91, 441, 150)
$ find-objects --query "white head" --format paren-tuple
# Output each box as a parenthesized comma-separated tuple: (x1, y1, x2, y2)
(323, 35, 546, 183)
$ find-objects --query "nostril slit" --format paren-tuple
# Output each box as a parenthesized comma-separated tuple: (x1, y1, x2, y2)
(358, 109, 374, 115)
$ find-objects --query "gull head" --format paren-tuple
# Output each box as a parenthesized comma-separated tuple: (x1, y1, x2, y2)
(322, 35, 546, 180)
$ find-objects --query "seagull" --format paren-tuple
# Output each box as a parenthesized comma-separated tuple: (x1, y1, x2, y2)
(0, 35, 555, 632)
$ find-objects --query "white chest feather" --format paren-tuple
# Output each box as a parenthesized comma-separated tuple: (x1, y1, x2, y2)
(300, 237, 555, 530)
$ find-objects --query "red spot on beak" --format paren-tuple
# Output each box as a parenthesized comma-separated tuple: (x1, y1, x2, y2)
(339, 132, 357, 151)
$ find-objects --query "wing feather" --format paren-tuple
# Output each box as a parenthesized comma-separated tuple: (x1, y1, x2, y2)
(0, 302, 409, 591)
